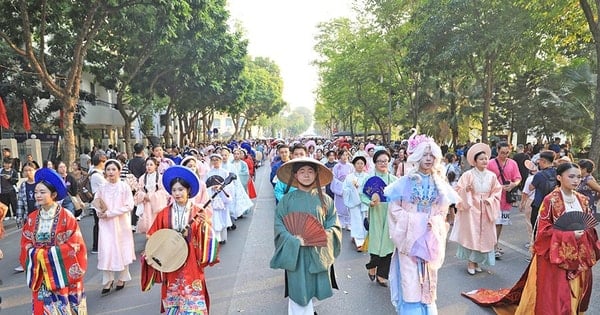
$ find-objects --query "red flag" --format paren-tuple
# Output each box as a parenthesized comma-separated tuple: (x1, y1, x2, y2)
(22, 99, 31, 132)
(0, 97, 9, 129)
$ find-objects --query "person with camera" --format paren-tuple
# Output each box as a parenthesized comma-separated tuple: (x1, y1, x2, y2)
(486, 142, 521, 259)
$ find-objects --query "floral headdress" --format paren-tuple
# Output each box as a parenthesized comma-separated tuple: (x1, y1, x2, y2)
(407, 134, 434, 155)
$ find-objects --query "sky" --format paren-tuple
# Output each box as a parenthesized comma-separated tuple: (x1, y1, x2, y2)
(227, 0, 356, 110)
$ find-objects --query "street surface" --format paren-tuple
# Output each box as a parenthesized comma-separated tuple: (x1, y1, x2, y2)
(1, 164, 598, 314)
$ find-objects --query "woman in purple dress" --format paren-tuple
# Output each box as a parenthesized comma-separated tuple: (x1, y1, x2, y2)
(331, 149, 354, 230)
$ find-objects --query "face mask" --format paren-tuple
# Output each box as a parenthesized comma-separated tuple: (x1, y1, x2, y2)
(560, 152, 565, 157)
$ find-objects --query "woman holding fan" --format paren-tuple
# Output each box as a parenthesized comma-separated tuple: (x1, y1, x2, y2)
(361, 150, 397, 287)
(464, 162, 600, 314)
(270, 157, 341, 315)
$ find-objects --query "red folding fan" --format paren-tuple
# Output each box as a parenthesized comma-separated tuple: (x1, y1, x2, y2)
(283, 212, 327, 247)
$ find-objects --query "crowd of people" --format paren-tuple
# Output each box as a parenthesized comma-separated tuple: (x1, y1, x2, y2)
(0, 141, 258, 314)
(0, 133, 598, 314)
(264, 135, 600, 315)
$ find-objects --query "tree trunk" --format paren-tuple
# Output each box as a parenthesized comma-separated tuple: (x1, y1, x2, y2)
(62, 96, 78, 172)
(449, 77, 459, 149)
(123, 119, 132, 158)
(481, 56, 495, 143)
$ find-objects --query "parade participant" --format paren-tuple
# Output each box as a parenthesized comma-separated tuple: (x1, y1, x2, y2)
(152, 144, 175, 175)
(464, 162, 600, 314)
(231, 148, 250, 193)
(393, 147, 408, 178)
(181, 156, 211, 215)
(270, 157, 341, 315)
(364, 144, 376, 172)
(206, 174, 232, 244)
(343, 155, 369, 251)
(220, 147, 233, 170)
(576, 159, 600, 214)
(323, 150, 337, 200)
(142, 166, 219, 314)
(331, 149, 353, 230)
(486, 142, 521, 258)
(19, 168, 88, 314)
(94, 159, 135, 295)
(449, 143, 502, 275)
(134, 157, 169, 234)
(206, 153, 239, 230)
(362, 150, 397, 287)
(385, 135, 458, 314)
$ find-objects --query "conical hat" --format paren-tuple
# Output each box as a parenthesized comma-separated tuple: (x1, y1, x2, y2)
(276, 157, 333, 189)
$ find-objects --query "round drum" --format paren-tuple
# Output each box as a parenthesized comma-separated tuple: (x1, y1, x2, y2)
(145, 229, 188, 273)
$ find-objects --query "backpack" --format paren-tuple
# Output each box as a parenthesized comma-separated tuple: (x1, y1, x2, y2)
(78, 170, 98, 203)
(538, 169, 557, 200)
(108, 150, 117, 159)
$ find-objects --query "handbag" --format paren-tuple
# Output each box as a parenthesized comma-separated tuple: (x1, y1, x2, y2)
(70, 194, 85, 211)
(495, 159, 519, 203)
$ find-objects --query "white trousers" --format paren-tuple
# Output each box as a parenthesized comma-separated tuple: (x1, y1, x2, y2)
(102, 266, 131, 286)
(288, 298, 314, 315)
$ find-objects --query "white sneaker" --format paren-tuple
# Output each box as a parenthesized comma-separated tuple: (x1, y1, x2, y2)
(14, 265, 24, 272)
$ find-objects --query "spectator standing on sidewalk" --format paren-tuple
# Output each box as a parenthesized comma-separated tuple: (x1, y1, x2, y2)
(486, 142, 521, 258)
(89, 153, 107, 254)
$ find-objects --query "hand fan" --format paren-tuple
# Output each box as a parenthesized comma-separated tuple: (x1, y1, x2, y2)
(282, 212, 327, 247)
(553, 211, 598, 231)
(363, 176, 387, 202)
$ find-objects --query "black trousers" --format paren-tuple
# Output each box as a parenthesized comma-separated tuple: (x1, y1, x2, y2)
(0, 191, 18, 217)
(531, 204, 540, 238)
(366, 253, 393, 279)
(92, 208, 99, 251)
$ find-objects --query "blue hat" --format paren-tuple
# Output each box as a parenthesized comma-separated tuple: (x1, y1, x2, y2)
(35, 168, 68, 200)
(162, 165, 200, 198)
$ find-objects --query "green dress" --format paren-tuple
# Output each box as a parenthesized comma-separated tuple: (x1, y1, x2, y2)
(270, 189, 342, 306)
(361, 171, 397, 256)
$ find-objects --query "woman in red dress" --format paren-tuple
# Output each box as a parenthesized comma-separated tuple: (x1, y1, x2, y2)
(464, 162, 600, 314)
(20, 168, 88, 314)
(142, 166, 219, 314)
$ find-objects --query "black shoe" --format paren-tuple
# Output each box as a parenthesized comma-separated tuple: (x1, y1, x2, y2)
(101, 281, 113, 296)
(115, 281, 126, 291)
(368, 270, 376, 281)
(376, 277, 388, 287)
(219, 240, 226, 245)
(230, 224, 237, 231)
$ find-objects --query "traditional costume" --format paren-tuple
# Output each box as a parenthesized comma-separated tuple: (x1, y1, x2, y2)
(95, 159, 135, 291)
(331, 159, 354, 229)
(134, 170, 169, 234)
(270, 157, 342, 314)
(20, 168, 88, 314)
(463, 188, 600, 314)
(384, 135, 458, 314)
(449, 143, 502, 270)
(361, 151, 397, 284)
(142, 166, 219, 314)
(342, 156, 369, 249)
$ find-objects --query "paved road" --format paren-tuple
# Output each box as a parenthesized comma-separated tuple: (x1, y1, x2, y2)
(1, 164, 598, 314)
